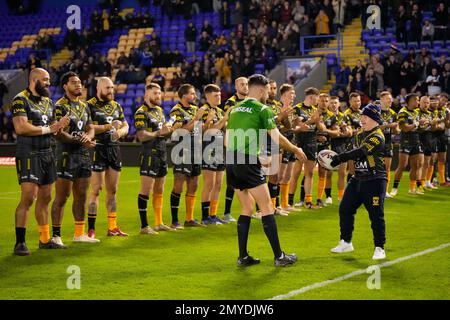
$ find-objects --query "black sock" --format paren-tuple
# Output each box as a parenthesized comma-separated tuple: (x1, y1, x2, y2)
(201, 201, 210, 220)
(347, 173, 352, 183)
(288, 193, 294, 206)
(416, 180, 422, 187)
(88, 213, 96, 230)
(15, 227, 26, 244)
(300, 177, 305, 202)
(325, 188, 332, 198)
(268, 182, 278, 204)
(262, 214, 282, 259)
(224, 186, 234, 215)
(275, 184, 280, 207)
(170, 192, 181, 224)
(138, 194, 149, 228)
(393, 180, 399, 189)
(52, 226, 61, 238)
(237, 215, 251, 258)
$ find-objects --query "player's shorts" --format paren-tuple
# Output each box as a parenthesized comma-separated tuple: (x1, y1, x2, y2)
(399, 141, 423, 155)
(419, 133, 433, 156)
(281, 150, 296, 163)
(202, 146, 225, 171)
(16, 149, 57, 185)
(331, 142, 347, 155)
(382, 143, 394, 158)
(172, 147, 202, 177)
(140, 152, 168, 178)
(92, 145, 122, 172)
(226, 162, 266, 191)
(436, 133, 447, 153)
(56, 151, 92, 181)
(298, 140, 317, 161)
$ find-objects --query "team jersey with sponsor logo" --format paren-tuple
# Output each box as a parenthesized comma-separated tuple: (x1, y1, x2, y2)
(397, 107, 420, 145)
(54, 96, 92, 154)
(317, 109, 338, 147)
(87, 97, 125, 146)
(380, 108, 397, 144)
(134, 103, 167, 154)
(223, 94, 244, 112)
(353, 127, 386, 181)
(330, 111, 350, 148)
(293, 102, 318, 142)
(226, 98, 277, 157)
(344, 108, 362, 132)
(11, 88, 54, 151)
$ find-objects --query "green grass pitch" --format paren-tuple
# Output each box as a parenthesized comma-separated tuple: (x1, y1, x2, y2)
(0, 166, 449, 300)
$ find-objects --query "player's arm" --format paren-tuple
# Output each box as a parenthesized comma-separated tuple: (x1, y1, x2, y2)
(12, 98, 68, 136)
(52, 104, 81, 144)
(397, 112, 416, 132)
(324, 124, 341, 138)
(210, 107, 232, 130)
(182, 106, 208, 132)
(331, 133, 383, 166)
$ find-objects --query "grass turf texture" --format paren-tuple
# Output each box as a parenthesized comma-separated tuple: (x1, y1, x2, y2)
(0, 166, 449, 300)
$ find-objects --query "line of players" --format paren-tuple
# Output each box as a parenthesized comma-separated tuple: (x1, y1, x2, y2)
(10, 67, 450, 256)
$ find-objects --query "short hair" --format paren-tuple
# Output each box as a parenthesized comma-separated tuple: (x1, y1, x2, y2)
(304, 87, 319, 96)
(203, 84, 221, 95)
(248, 74, 269, 88)
(146, 82, 161, 91)
(279, 84, 294, 96)
(177, 83, 195, 99)
(268, 78, 276, 84)
(405, 93, 418, 104)
(439, 92, 449, 100)
(60, 71, 78, 87)
(349, 92, 361, 99)
(380, 91, 392, 98)
(319, 93, 330, 98)
(330, 95, 339, 100)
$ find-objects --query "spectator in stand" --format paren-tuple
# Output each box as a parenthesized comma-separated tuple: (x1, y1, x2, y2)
(64, 28, 80, 51)
(367, 54, 384, 91)
(351, 59, 366, 78)
(231, 0, 244, 26)
(417, 55, 435, 82)
(279, 32, 292, 56)
(202, 20, 214, 37)
(26, 53, 42, 72)
(128, 64, 146, 84)
(140, 48, 153, 74)
(365, 67, 378, 100)
(409, 3, 422, 44)
(332, 0, 345, 32)
(152, 69, 166, 89)
(170, 71, 183, 91)
(0, 77, 8, 107)
(117, 51, 129, 66)
(384, 54, 401, 96)
(396, 87, 408, 107)
(415, 47, 431, 66)
(395, 5, 408, 44)
(220, 1, 231, 29)
(315, 9, 330, 35)
(422, 19, 435, 42)
(185, 22, 197, 53)
(399, 60, 416, 92)
(96, 55, 112, 76)
(1, 110, 16, 143)
(280, 1, 292, 26)
(436, 55, 448, 73)
(199, 31, 213, 52)
(292, 0, 306, 23)
(101, 9, 110, 33)
(115, 64, 129, 84)
(406, 48, 417, 66)
(426, 68, 442, 95)
(242, 57, 255, 76)
(334, 60, 351, 91)
(434, 2, 448, 41)
(439, 62, 450, 94)
(348, 72, 365, 95)
(129, 48, 142, 66)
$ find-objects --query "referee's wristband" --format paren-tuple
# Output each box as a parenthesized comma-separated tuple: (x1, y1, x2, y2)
(41, 126, 51, 135)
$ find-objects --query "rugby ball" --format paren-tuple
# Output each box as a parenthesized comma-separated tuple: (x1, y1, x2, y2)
(317, 149, 339, 171)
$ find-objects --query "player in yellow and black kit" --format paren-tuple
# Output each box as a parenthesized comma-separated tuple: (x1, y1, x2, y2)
(222, 77, 248, 222)
(391, 93, 425, 195)
(417, 96, 435, 190)
(50, 72, 98, 245)
(135, 83, 175, 235)
(379, 91, 398, 197)
(432, 93, 450, 186)
(169, 84, 206, 228)
(87, 77, 129, 238)
(12, 68, 69, 255)
(326, 96, 352, 203)
(343, 92, 363, 182)
(290, 87, 322, 209)
(200, 84, 231, 225)
(315, 93, 341, 207)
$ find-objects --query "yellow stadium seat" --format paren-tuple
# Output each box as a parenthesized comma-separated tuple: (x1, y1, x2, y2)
(119, 35, 128, 41)
(117, 46, 126, 52)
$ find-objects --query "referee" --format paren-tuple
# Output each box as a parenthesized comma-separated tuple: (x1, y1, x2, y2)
(329, 103, 387, 260)
(226, 74, 307, 267)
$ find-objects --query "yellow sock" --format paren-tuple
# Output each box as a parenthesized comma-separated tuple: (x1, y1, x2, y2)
(409, 180, 416, 190)
(74, 221, 85, 237)
(185, 193, 196, 221)
(338, 189, 344, 201)
(153, 193, 163, 226)
(280, 182, 289, 208)
(438, 162, 445, 184)
(209, 199, 219, 217)
(387, 170, 391, 189)
(305, 194, 312, 203)
(271, 198, 276, 209)
(317, 177, 326, 200)
(38, 224, 50, 243)
(421, 179, 426, 187)
(107, 212, 117, 230)
(427, 166, 434, 182)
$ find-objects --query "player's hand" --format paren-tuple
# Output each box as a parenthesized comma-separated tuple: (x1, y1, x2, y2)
(310, 110, 321, 123)
(278, 105, 294, 121)
(206, 109, 216, 122)
(294, 147, 307, 162)
(50, 115, 70, 133)
(419, 118, 429, 126)
(111, 129, 120, 142)
(159, 123, 172, 136)
(330, 155, 341, 167)
(317, 135, 327, 142)
(82, 139, 96, 149)
(195, 106, 209, 120)
(78, 132, 90, 143)
(111, 120, 122, 130)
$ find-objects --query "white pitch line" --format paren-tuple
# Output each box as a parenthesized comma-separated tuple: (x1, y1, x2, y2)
(268, 242, 450, 300)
